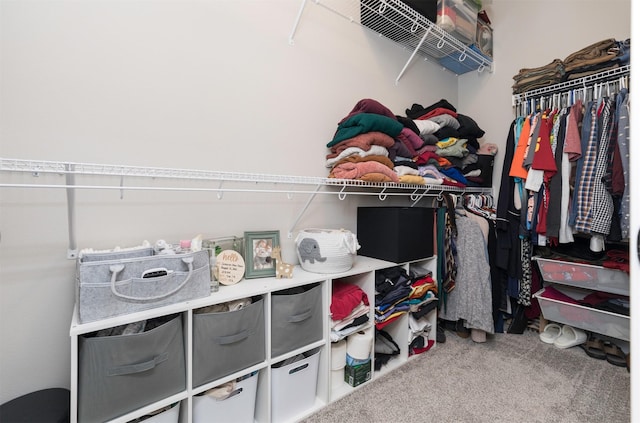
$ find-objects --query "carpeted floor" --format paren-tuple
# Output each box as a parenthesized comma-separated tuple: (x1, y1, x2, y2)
(301, 329, 630, 423)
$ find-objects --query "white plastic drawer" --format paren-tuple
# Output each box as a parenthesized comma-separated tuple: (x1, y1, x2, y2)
(533, 287, 629, 341)
(535, 258, 629, 296)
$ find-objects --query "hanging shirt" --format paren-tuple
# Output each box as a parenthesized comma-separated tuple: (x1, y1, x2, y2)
(509, 115, 532, 179)
(590, 96, 617, 236)
(616, 89, 630, 239)
(573, 101, 599, 233)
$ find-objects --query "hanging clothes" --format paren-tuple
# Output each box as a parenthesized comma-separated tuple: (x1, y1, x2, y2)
(438, 210, 494, 334)
(616, 88, 631, 239)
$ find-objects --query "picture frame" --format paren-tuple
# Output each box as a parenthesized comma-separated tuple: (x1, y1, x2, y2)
(243, 230, 280, 279)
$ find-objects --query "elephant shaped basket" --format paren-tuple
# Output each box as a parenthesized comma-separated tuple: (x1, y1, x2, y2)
(295, 229, 360, 274)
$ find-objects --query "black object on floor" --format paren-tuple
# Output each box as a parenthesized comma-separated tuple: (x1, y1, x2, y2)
(0, 388, 70, 422)
(436, 324, 446, 343)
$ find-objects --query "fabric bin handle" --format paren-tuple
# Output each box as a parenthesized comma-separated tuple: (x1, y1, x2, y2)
(214, 329, 253, 345)
(107, 351, 169, 376)
(109, 257, 194, 301)
(286, 308, 312, 323)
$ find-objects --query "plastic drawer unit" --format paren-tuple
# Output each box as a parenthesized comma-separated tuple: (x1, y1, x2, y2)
(193, 372, 259, 423)
(534, 286, 630, 341)
(271, 283, 323, 357)
(77, 314, 186, 423)
(535, 258, 629, 295)
(271, 348, 321, 422)
(192, 296, 266, 387)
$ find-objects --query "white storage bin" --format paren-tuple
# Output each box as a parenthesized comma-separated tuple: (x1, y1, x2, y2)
(131, 402, 180, 423)
(535, 258, 629, 295)
(295, 229, 359, 274)
(271, 349, 320, 422)
(533, 287, 630, 341)
(193, 372, 258, 423)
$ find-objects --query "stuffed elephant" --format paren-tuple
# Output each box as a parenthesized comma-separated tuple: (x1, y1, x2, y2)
(297, 238, 327, 264)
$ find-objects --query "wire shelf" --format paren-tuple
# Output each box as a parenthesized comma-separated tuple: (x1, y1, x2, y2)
(290, 0, 492, 79)
(0, 157, 492, 195)
(512, 64, 630, 105)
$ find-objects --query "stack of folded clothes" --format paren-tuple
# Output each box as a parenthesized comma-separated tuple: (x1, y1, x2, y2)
(563, 38, 628, 81)
(326, 97, 494, 187)
(512, 58, 565, 94)
(512, 38, 630, 94)
(330, 279, 371, 342)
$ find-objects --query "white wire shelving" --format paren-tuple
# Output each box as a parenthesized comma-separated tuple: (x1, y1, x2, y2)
(289, 0, 493, 82)
(1, 158, 492, 257)
(0, 158, 490, 196)
(511, 64, 631, 106)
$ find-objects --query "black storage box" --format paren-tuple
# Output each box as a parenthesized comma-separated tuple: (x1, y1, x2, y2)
(357, 207, 434, 263)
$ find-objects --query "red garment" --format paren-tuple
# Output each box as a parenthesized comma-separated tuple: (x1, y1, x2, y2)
(563, 100, 583, 161)
(531, 112, 557, 182)
(414, 151, 440, 165)
(338, 98, 396, 125)
(611, 141, 625, 195)
(415, 107, 458, 120)
(331, 281, 369, 321)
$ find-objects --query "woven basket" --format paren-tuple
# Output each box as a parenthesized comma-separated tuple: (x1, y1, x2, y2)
(295, 229, 360, 274)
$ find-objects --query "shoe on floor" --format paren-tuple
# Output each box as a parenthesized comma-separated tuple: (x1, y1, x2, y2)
(579, 335, 606, 360)
(603, 341, 627, 367)
(553, 325, 587, 349)
(539, 323, 562, 344)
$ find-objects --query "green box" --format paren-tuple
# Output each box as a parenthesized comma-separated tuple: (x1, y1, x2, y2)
(344, 359, 371, 387)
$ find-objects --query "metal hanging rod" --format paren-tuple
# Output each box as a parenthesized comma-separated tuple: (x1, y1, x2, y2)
(512, 64, 630, 105)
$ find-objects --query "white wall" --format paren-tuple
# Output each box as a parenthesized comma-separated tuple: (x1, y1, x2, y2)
(0, 0, 459, 403)
(0, 0, 632, 406)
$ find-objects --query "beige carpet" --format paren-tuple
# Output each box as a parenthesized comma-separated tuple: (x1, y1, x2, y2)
(302, 329, 630, 423)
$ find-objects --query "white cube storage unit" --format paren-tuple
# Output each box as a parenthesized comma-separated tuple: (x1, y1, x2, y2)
(69, 255, 439, 422)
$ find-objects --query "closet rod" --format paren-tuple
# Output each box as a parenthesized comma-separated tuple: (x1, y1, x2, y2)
(511, 64, 630, 105)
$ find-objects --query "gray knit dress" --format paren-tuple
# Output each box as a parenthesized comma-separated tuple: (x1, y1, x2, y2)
(439, 212, 494, 334)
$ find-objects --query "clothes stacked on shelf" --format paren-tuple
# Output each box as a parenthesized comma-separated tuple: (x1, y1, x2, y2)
(512, 38, 630, 94)
(330, 280, 371, 342)
(407, 265, 438, 355)
(374, 267, 438, 333)
(326, 98, 496, 187)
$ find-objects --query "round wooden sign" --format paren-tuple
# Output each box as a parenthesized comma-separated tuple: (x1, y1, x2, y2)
(214, 249, 246, 285)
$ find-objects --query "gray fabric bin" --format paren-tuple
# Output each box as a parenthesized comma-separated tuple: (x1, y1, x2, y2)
(192, 297, 266, 387)
(271, 284, 323, 357)
(78, 314, 186, 423)
(77, 249, 211, 323)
